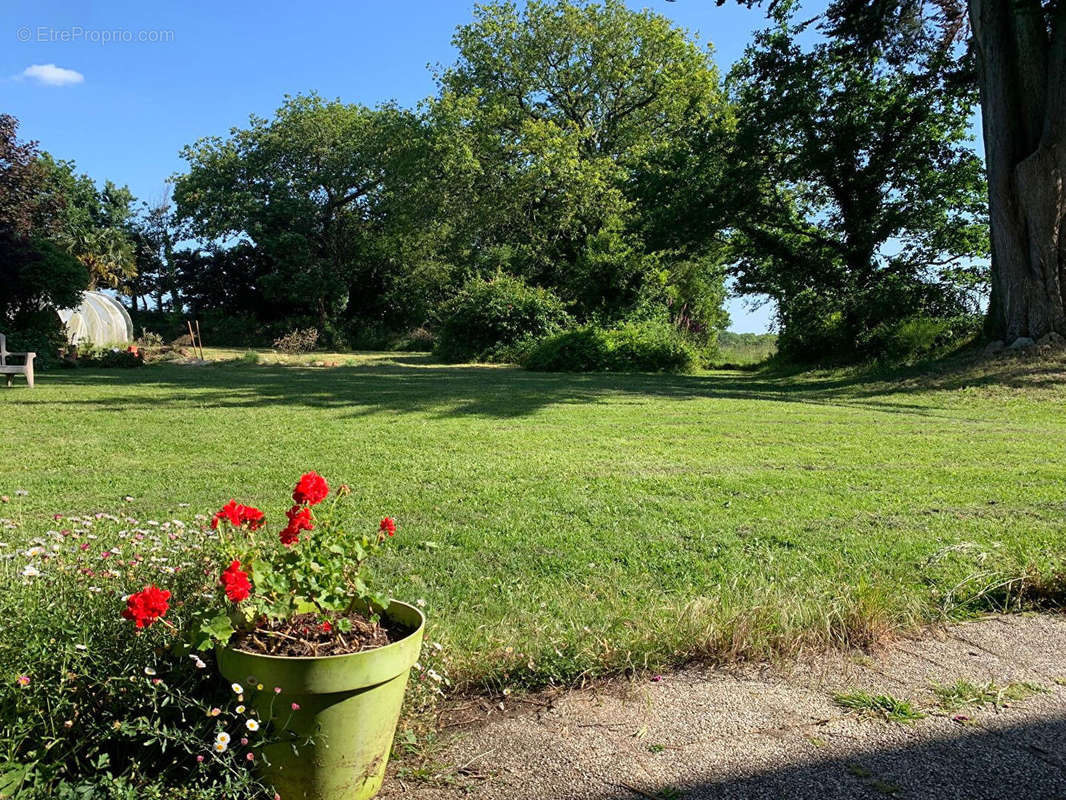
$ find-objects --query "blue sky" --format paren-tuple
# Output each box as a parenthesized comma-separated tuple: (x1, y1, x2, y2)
(2, 0, 788, 331)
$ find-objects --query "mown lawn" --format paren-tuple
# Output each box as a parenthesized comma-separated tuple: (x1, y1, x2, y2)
(3, 350, 1065, 689)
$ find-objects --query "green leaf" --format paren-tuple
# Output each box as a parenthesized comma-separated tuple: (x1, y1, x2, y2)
(0, 762, 34, 799)
(200, 613, 235, 645)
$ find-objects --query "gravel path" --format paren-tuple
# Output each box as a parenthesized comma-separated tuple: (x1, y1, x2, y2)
(383, 614, 1066, 800)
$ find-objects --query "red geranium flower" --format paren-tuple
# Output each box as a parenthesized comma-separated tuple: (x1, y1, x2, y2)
(240, 506, 266, 531)
(279, 526, 299, 546)
(121, 585, 171, 628)
(292, 471, 329, 506)
(211, 500, 242, 530)
(379, 517, 396, 537)
(279, 505, 314, 546)
(220, 560, 252, 603)
(211, 501, 266, 531)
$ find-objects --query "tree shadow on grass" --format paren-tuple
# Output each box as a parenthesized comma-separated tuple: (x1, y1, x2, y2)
(15, 349, 1066, 420)
(595, 715, 1066, 800)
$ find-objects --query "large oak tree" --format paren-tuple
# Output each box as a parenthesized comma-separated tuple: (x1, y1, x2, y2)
(775, 0, 1066, 341)
(725, 14, 988, 358)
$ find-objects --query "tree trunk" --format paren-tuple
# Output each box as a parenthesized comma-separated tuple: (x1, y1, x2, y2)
(970, 0, 1066, 340)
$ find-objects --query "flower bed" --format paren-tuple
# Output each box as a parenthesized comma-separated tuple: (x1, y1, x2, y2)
(0, 482, 448, 799)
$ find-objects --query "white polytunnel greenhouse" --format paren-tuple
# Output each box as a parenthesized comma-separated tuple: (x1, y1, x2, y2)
(58, 291, 134, 346)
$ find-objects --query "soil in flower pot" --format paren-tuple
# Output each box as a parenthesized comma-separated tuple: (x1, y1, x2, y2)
(232, 611, 413, 657)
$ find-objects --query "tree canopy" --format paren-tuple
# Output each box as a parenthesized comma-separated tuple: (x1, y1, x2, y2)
(725, 11, 988, 357)
(0, 116, 89, 337)
(5, 0, 1012, 365)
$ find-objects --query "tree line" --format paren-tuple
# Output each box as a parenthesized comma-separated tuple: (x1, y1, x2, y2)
(3, 0, 1057, 365)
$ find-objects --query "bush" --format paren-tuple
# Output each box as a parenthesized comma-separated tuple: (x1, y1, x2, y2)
(130, 311, 272, 349)
(434, 274, 571, 363)
(3, 311, 67, 370)
(134, 330, 165, 350)
(272, 328, 319, 354)
(775, 290, 851, 363)
(74, 347, 145, 369)
(391, 327, 436, 353)
(240, 350, 261, 364)
(0, 234, 89, 326)
(775, 279, 982, 364)
(860, 314, 982, 364)
(522, 320, 698, 373)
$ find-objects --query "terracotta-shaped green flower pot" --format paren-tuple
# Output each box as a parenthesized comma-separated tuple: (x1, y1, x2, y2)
(216, 600, 424, 800)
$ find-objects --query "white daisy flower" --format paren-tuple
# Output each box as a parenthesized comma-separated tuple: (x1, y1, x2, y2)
(144, 667, 157, 676)
(20, 565, 40, 578)
(231, 683, 243, 694)
(215, 732, 231, 745)
(245, 719, 260, 732)
(213, 741, 228, 753)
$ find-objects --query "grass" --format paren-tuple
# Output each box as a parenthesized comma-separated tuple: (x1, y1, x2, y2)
(834, 691, 927, 723)
(932, 679, 1048, 711)
(3, 347, 1066, 691)
(712, 332, 778, 366)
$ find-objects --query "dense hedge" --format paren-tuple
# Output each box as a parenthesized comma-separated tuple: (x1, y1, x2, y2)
(521, 320, 698, 373)
(434, 274, 571, 363)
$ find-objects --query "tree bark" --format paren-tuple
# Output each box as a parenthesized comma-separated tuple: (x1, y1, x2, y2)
(970, 0, 1066, 340)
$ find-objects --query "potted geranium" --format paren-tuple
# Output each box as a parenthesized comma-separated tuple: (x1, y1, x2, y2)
(120, 472, 424, 800)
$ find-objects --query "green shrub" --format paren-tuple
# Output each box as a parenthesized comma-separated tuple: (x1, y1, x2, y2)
(523, 320, 698, 373)
(520, 328, 608, 372)
(776, 290, 851, 363)
(240, 350, 261, 364)
(74, 347, 145, 368)
(860, 314, 982, 364)
(391, 327, 436, 353)
(3, 311, 67, 370)
(434, 274, 571, 363)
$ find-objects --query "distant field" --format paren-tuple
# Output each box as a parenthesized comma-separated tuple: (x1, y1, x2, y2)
(714, 331, 778, 365)
(2, 349, 1065, 690)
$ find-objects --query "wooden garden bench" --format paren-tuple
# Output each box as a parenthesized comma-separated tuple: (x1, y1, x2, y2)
(0, 334, 35, 388)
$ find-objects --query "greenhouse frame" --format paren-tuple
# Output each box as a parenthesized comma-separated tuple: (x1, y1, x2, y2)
(58, 291, 134, 346)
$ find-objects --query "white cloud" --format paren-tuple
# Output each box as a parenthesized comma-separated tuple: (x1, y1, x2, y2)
(20, 64, 84, 87)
